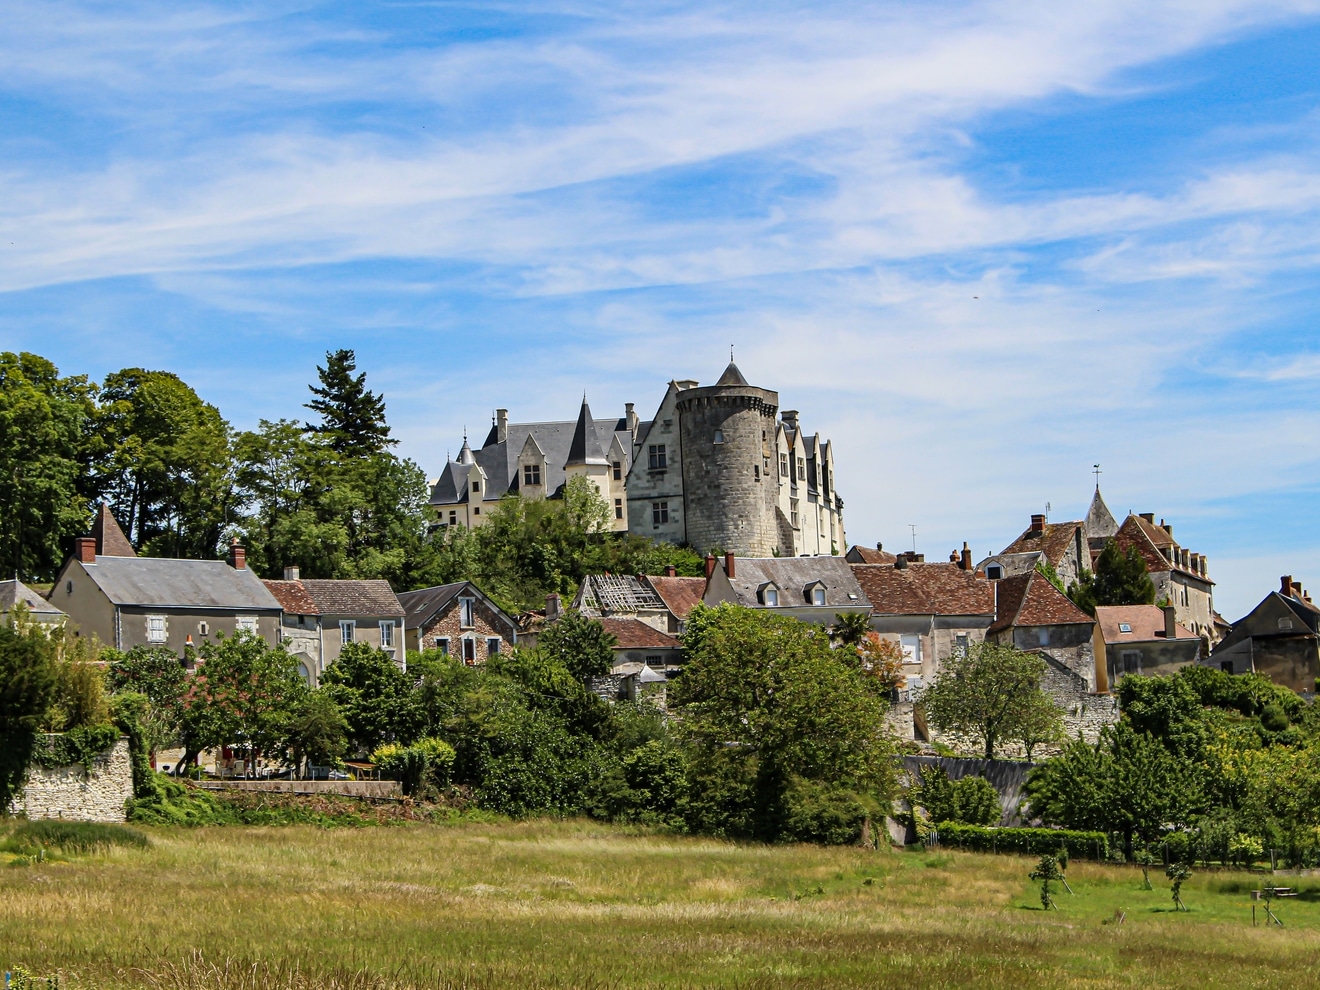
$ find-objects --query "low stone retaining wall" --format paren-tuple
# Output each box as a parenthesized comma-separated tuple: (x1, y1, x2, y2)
(196, 779, 402, 800)
(901, 755, 1037, 826)
(11, 737, 134, 823)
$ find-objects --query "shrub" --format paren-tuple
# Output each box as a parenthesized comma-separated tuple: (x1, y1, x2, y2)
(1261, 703, 1289, 733)
(28, 723, 121, 770)
(3, 820, 148, 855)
(917, 768, 1002, 826)
(934, 822, 1109, 860)
(372, 738, 457, 796)
(781, 778, 877, 846)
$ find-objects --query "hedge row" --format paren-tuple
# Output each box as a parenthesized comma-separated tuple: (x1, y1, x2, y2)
(934, 822, 1109, 860)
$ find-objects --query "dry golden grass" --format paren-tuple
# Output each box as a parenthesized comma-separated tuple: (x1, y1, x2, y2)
(3, 820, 1320, 989)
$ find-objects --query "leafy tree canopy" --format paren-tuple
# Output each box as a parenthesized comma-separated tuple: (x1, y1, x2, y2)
(1067, 539, 1155, 615)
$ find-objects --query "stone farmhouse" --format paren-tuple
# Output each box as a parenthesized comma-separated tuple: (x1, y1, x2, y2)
(1094, 604, 1200, 687)
(1210, 576, 1320, 694)
(428, 360, 846, 558)
(1109, 512, 1215, 643)
(262, 568, 406, 684)
(396, 581, 519, 664)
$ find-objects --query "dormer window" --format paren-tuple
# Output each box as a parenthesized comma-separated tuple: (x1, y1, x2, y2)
(804, 581, 827, 606)
(759, 582, 781, 607)
(985, 565, 1003, 580)
(523, 464, 541, 486)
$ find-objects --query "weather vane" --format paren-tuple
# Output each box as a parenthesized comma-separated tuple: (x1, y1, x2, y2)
(1093, 463, 1102, 490)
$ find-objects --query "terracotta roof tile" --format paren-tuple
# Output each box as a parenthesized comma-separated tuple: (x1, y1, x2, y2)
(262, 579, 404, 617)
(644, 576, 706, 620)
(851, 563, 995, 616)
(598, 617, 682, 651)
(1095, 605, 1197, 644)
(263, 580, 318, 614)
(1111, 516, 1214, 584)
(845, 545, 899, 565)
(1001, 520, 1082, 566)
(990, 572, 1093, 633)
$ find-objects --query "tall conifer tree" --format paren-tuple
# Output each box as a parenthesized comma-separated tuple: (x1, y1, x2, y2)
(304, 349, 394, 456)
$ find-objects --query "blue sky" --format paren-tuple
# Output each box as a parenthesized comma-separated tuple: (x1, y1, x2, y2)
(1, 0, 1319, 618)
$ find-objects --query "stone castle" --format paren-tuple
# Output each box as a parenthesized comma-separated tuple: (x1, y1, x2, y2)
(428, 360, 845, 557)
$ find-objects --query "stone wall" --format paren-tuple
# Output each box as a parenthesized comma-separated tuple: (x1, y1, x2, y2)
(418, 596, 516, 664)
(11, 736, 134, 823)
(901, 755, 1037, 826)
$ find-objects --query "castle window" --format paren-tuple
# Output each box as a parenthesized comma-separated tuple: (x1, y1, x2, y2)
(797, 456, 805, 478)
(648, 445, 667, 470)
(780, 453, 788, 476)
(754, 465, 760, 481)
(524, 464, 541, 486)
(472, 480, 480, 492)
(614, 498, 623, 519)
(612, 461, 622, 480)
(790, 499, 799, 527)
(713, 429, 724, 444)
(449, 511, 457, 525)
(652, 502, 669, 525)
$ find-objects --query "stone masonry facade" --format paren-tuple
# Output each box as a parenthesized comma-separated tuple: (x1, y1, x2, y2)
(417, 596, 517, 664)
(11, 736, 134, 823)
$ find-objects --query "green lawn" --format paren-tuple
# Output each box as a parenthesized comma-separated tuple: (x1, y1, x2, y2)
(3, 820, 1320, 989)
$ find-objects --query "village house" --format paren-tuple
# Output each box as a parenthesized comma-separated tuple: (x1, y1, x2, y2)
(1209, 576, 1320, 694)
(1094, 604, 1200, 688)
(1, 578, 66, 629)
(262, 568, 406, 683)
(702, 553, 870, 625)
(644, 571, 706, 635)
(988, 570, 1098, 691)
(430, 361, 846, 557)
(573, 569, 705, 637)
(50, 507, 282, 651)
(845, 543, 898, 565)
(1109, 512, 1215, 642)
(981, 514, 1089, 588)
(396, 581, 519, 664)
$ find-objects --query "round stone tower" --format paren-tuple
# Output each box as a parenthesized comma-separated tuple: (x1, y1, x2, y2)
(676, 361, 781, 556)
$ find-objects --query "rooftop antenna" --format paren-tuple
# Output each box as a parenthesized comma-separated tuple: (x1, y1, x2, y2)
(1093, 463, 1102, 490)
(1045, 501, 1051, 519)
(908, 524, 917, 553)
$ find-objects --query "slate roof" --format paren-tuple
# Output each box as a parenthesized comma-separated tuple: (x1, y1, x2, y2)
(845, 545, 898, 565)
(852, 563, 994, 616)
(1001, 520, 1082, 567)
(92, 504, 136, 557)
(0, 579, 64, 616)
(263, 579, 403, 617)
(397, 583, 469, 630)
(599, 617, 682, 651)
(79, 557, 282, 610)
(566, 398, 608, 466)
(989, 572, 1094, 634)
(1085, 488, 1119, 540)
(719, 557, 869, 608)
(1095, 605, 1196, 644)
(716, 360, 749, 386)
(645, 576, 706, 620)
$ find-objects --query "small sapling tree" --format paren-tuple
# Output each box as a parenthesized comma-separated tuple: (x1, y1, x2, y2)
(1167, 862, 1191, 912)
(1029, 854, 1064, 910)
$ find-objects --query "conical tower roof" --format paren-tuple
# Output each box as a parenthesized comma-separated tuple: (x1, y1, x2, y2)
(566, 396, 608, 466)
(91, 504, 136, 557)
(1085, 486, 1119, 541)
(716, 361, 749, 387)
(457, 436, 475, 465)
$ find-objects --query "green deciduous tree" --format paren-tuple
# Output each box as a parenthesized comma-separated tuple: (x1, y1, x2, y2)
(920, 641, 1059, 759)
(538, 611, 617, 681)
(0, 352, 97, 580)
(320, 642, 421, 754)
(304, 349, 394, 456)
(675, 603, 896, 841)
(0, 619, 59, 810)
(1067, 540, 1155, 615)
(286, 691, 350, 773)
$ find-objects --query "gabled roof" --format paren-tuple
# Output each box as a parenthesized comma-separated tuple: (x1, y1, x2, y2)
(396, 581, 517, 635)
(645, 575, 706, 620)
(1112, 515, 1213, 584)
(263, 579, 404, 617)
(716, 557, 869, 609)
(990, 571, 1093, 634)
(565, 398, 608, 467)
(599, 617, 682, 651)
(77, 557, 282, 610)
(845, 545, 898, 565)
(0, 579, 64, 616)
(1085, 487, 1119, 540)
(852, 563, 994, 616)
(92, 504, 136, 557)
(1095, 605, 1197, 644)
(1001, 520, 1082, 567)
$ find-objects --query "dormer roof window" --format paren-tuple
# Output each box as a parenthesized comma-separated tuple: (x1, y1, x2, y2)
(803, 580, 828, 606)
(759, 582, 781, 607)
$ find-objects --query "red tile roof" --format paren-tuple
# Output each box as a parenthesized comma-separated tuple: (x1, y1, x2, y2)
(263, 580, 318, 614)
(1111, 515, 1214, 584)
(599, 617, 682, 651)
(262, 579, 404, 617)
(645, 576, 706, 620)
(1000, 520, 1082, 567)
(1095, 605, 1197, 644)
(846, 545, 899, 565)
(990, 572, 1094, 634)
(851, 563, 994, 616)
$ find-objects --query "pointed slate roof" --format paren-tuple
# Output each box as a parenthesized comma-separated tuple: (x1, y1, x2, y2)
(565, 397, 608, 466)
(1085, 487, 1119, 541)
(716, 361, 749, 387)
(0, 578, 64, 617)
(92, 504, 136, 557)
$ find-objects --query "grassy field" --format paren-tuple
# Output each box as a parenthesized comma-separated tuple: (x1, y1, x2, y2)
(4, 820, 1320, 989)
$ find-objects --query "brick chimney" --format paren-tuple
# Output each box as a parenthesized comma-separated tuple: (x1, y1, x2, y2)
(546, 593, 561, 621)
(496, 408, 508, 444)
(283, 565, 300, 581)
(664, 565, 676, 577)
(1163, 604, 1177, 639)
(1282, 575, 1294, 598)
(949, 550, 960, 563)
(961, 542, 972, 571)
(1030, 514, 1046, 536)
(704, 554, 717, 580)
(228, 539, 246, 570)
(724, 551, 736, 579)
(76, 537, 96, 564)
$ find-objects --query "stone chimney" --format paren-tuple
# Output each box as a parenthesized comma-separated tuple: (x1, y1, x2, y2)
(283, 565, 300, 581)
(949, 550, 960, 563)
(664, 564, 676, 577)
(546, 593, 561, 621)
(961, 542, 972, 571)
(724, 551, 736, 579)
(1163, 604, 1177, 639)
(1140, 512, 1155, 524)
(704, 554, 717, 580)
(76, 537, 96, 564)
(1163, 520, 1174, 538)
(1282, 575, 1294, 598)
(781, 410, 800, 432)
(496, 409, 508, 444)
(1030, 514, 1046, 536)
(228, 539, 246, 570)
(625, 402, 638, 435)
